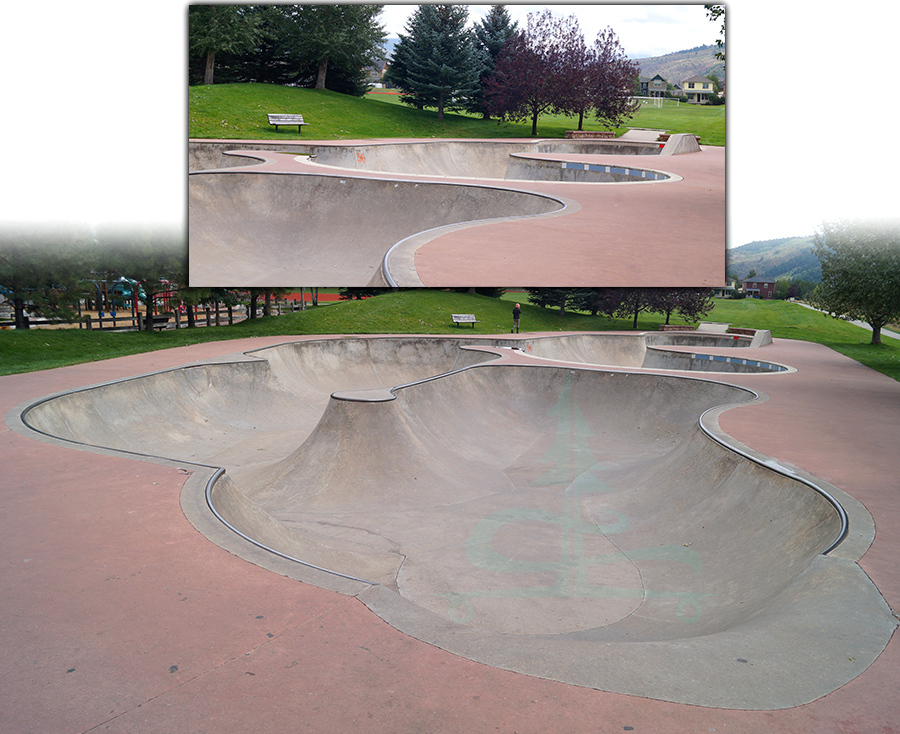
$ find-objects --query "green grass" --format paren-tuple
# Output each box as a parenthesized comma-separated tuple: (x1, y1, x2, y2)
(188, 83, 724, 145)
(3, 292, 896, 380)
(702, 299, 900, 381)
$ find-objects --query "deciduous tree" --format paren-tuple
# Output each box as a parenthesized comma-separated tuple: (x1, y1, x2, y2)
(0, 226, 95, 329)
(189, 5, 263, 85)
(275, 4, 386, 94)
(811, 219, 900, 345)
(587, 28, 640, 129)
(486, 10, 577, 136)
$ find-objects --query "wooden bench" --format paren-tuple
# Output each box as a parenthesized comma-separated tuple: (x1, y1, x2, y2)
(267, 114, 309, 133)
(451, 314, 480, 328)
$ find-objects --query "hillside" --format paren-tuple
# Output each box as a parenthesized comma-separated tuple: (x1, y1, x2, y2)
(635, 45, 724, 87)
(726, 236, 821, 282)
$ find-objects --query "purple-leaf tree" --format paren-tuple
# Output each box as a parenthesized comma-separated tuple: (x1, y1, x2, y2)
(485, 9, 581, 136)
(589, 27, 641, 130)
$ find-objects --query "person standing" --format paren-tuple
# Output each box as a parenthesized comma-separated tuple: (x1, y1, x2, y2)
(512, 303, 521, 333)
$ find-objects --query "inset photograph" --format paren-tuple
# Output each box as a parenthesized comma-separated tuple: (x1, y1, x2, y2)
(188, 4, 724, 288)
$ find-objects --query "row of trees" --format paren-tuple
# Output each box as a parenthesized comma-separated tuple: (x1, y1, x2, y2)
(0, 226, 185, 330)
(188, 4, 388, 95)
(0, 227, 305, 330)
(524, 288, 715, 327)
(387, 6, 639, 134)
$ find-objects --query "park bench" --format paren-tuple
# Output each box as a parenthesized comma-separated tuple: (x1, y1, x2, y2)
(150, 314, 171, 330)
(451, 314, 480, 328)
(267, 114, 309, 133)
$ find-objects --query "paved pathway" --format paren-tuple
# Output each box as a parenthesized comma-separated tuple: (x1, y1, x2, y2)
(2, 335, 898, 733)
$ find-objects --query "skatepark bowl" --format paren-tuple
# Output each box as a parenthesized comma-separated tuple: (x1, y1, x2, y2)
(17, 333, 892, 710)
(187, 138, 693, 288)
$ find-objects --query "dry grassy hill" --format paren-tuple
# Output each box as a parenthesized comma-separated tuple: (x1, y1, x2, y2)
(635, 45, 724, 87)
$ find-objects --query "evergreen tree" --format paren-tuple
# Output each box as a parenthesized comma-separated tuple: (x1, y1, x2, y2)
(384, 7, 429, 109)
(469, 6, 519, 119)
(525, 288, 576, 315)
(387, 5, 481, 119)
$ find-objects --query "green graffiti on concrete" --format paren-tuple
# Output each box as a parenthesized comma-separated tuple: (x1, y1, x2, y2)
(439, 372, 710, 626)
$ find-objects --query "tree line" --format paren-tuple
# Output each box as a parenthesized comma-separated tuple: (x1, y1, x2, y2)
(523, 288, 716, 327)
(386, 5, 638, 134)
(189, 4, 641, 136)
(0, 226, 299, 331)
(188, 4, 388, 95)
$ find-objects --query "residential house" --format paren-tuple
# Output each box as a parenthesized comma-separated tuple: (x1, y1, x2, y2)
(712, 278, 737, 298)
(639, 74, 668, 98)
(743, 278, 777, 299)
(682, 75, 714, 104)
(364, 59, 388, 86)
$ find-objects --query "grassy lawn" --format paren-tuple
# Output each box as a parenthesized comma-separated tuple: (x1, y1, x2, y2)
(189, 83, 724, 145)
(702, 298, 900, 381)
(3, 292, 895, 381)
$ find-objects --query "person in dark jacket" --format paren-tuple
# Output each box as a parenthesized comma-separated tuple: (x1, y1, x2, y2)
(512, 303, 521, 333)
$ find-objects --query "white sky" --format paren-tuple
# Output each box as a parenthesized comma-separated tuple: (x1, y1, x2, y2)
(1, 1, 899, 249)
(379, 4, 714, 59)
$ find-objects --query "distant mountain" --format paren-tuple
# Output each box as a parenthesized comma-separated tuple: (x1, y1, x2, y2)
(726, 237, 821, 282)
(635, 45, 724, 87)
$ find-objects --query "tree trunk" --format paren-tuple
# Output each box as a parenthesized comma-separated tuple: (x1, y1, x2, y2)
(577, 109, 585, 131)
(437, 91, 445, 119)
(531, 111, 539, 136)
(204, 50, 216, 85)
(871, 323, 883, 345)
(316, 58, 328, 89)
(13, 298, 30, 329)
(144, 297, 154, 331)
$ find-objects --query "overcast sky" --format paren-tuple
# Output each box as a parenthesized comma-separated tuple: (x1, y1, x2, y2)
(379, 4, 714, 59)
(2, 1, 899, 250)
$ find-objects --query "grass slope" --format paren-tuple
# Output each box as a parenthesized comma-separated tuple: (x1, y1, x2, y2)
(189, 83, 725, 145)
(2, 292, 895, 380)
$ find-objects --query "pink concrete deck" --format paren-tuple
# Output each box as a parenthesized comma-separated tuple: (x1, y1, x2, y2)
(2, 335, 898, 733)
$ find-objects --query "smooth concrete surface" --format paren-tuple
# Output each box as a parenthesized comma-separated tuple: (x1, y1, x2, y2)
(189, 171, 567, 288)
(8, 334, 897, 719)
(187, 137, 725, 287)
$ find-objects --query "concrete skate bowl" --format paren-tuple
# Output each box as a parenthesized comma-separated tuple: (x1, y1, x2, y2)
(299, 139, 680, 182)
(188, 170, 569, 287)
(522, 331, 790, 373)
(18, 335, 891, 710)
